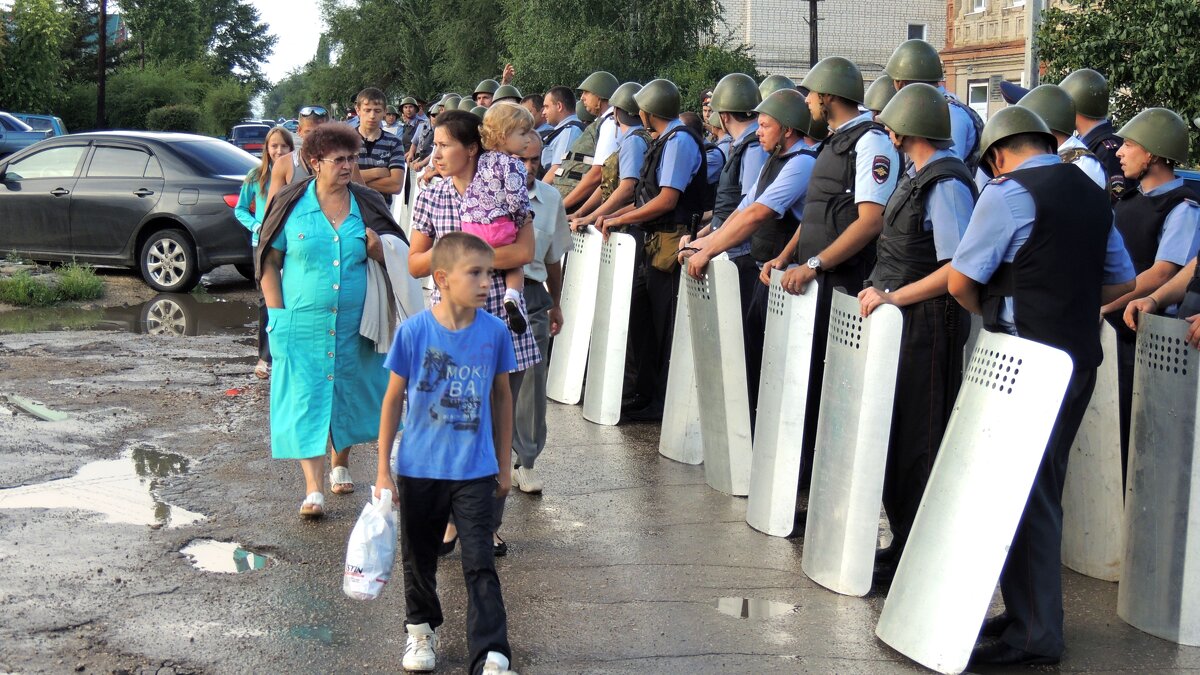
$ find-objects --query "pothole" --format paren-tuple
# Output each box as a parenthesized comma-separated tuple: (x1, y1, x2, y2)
(181, 539, 269, 573)
(0, 444, 203, 527)
(0, 294, 257, 337)
(714, 597, 799, 619)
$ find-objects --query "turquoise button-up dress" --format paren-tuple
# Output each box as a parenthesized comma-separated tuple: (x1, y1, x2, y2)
(267, 183, 388, 459)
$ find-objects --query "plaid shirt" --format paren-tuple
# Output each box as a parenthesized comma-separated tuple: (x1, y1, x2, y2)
(412, 180, 541, 372)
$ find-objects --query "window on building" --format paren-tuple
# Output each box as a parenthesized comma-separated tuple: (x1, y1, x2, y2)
(908, 24, 928, 41)
(972, 0, 986, 11)
(968, 81, 990, 121)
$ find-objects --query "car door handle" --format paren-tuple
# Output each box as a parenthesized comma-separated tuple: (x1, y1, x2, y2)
(133, 188, 155, 197)
(50, 187, 70, 197)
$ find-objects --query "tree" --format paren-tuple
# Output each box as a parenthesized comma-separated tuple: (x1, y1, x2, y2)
(1037, 0, 1200, 164)
(0, 0, 71, 112)
(664, 45, 761, 114)
(120, 0, 205, 65)
(60, 0, 128, 84)
(200, 0, 277, 92)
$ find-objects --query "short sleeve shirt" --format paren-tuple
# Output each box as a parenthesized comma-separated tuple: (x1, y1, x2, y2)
(836, 112, 899, 205)
(385, 310, 516, 480)
(618, 128, 650, 181)
(543, 115, 583, 167)
(738, 141, 815, 223)
(1141, 177, 1200, 266)
(941, 87, 979, 164)
(918, 149, 976, 261)
(735, 122, 770, 194)
(656, 119, 703, 191)
(590, 111, 619, 166)
(525, 181, 572, 282)
(1058, 134, 1108, 190)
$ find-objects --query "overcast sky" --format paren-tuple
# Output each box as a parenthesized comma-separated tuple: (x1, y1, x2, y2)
(250, 0, 324, 84)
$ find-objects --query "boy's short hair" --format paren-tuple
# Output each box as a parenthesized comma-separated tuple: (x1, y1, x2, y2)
(481, 102, 534, 151)
(356, 87, 387, 108)
(432, 232, 495, 275)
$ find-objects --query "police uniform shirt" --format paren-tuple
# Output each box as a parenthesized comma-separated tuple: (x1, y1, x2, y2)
(737, 141, 816, 223)
(914, 149, 977, 260)
(1140, 177, 1200, 266)
(1058, 134, 1107, 189)
(524, 180, 572, 283)
(536, 122, 553, 137)
(952, 154, 1136, 331)
(655, 118, 704, 190)
(836, 111, 900, 205)
(618, 126, 651, 181)
(590, 109, 619, 166)
(734, 121, 770, 200)
(543, 114, 583, 168)
(973, 166, 991, 194)
(706, 145, 726, 184)
(717, 134, 732, 157)
(939, 86, 978, 164)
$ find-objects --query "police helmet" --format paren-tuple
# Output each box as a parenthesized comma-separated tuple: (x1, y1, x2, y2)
(609, 82, 643, 116)
(884, 39, 944, 82)
(634, 79, 682, 119)
(758, 74, 796, 99)
(1058, 69, 1109, 119)
(978, 105, 1057, 159)
(1017, 84, 1076, 136)
(577, 71, 620, 99)
(864, 74, 897, 114)
(877, 83, 951, 140)
(801, 57, 865, 104)
(711, 73, 761, 114)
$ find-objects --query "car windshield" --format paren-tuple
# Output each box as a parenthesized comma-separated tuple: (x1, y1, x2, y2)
(232, 126, 269, 141)
(0, 113, 33, 132)
(21, 117, 53, 131)
(175, 140, 258, 176)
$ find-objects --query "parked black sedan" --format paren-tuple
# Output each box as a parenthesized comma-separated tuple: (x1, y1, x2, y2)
(0, 131, 257, 292)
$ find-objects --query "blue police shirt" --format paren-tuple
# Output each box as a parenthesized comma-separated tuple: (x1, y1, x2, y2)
(918, 149, 977, 261)
(543, 114, 583, 167)
(837, 112, 900, 205)
(952, 153, 1135, 330)
(940, 87, 979, 164)
(736, 121, 770, 197)
(618, 126, 650, 181)
(738, 139, 816, 224)
(1142, 177, 1200, 265)
(656, 119, 703, 191)
(706, 145, 726, 184)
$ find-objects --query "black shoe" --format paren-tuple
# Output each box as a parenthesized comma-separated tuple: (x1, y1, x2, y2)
(874, 544, 900, 565)
(504, 299, 527, 335)
(969, 637, 1059, 666)
(872, 560, 897, 589)
(438, 535, 457, 556)
(622, 403, 663, 423)
(493, 536, 508, 557)
(621, 395, 652, 414)
(979, 611, 1014, 638)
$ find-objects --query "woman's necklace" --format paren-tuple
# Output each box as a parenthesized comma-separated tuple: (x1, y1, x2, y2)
(321, 190, 350, 228)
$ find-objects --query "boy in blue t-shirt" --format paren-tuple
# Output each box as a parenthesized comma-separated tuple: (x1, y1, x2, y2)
(375, 232, 519, 675)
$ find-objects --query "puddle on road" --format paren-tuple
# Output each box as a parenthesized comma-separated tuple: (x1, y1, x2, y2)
(715, 597, 799, 619)
(181, 539, 269, 573)
(0, 444, 203, 527)
(0, 294, 257, 338)
(289, 625, 335, 645)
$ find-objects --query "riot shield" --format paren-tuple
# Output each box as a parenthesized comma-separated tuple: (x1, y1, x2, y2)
(582, 232, 636, 425)
(876, 331, 1074, 674)
(800, 289, 903, 595)
(659, 267, 703, 465)
(548, 228, 603, 404)
(687, 258, 753, 495)
(1061, 321, 1123, 581)
(746, 271, 820, 536)
(1118, 313, 1200, 646)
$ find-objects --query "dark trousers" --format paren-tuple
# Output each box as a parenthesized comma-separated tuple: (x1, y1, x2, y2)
(399, 475, 511, 675)
(744, 277, 770, 424)
(257, 299, 271, 363)
(629, 259, 678, 407)
(881, 297, 967, 552)
(998, 366, 1098, 659)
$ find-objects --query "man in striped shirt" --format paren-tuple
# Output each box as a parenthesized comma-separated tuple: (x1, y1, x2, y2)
(354, 87, 406, 205)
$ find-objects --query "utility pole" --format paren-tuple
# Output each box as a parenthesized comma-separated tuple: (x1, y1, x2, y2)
(809, 0, 819, 67)
(97, 0, 107, 128)
(1023, 0, 1044, 88)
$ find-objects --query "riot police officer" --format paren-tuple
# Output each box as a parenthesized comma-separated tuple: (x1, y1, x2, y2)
(947, 106, 1135, 665)
(596, 79, 706, 422)
(561, 71, 621, 212)
(758, 74, 795, 99)
(864, 74, 896, 119)
(1059, 68, 1128, 201)
(472, 78, 500, 107)
(1016, 84, 1106, 188)
(569, 82, 652, 227)
(493, 84, 522, 105)
(540, 87, 585, 182)
(885, 39, 983, 169)
(857, 83, 978, 584)
(1100, 108, 1200, 478)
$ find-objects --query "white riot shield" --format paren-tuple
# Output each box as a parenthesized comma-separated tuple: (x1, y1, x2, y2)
(800, 289, 903, 594)
(1118, 313, 1200, 646)
(548, 228, 603, 404)
(745, 271, 819, 536)
(687, 258, 753, 495)
(659, 267, 703, 465)
(1061, 321, 1124, 581)
(582, 232, 635, 425)
(963, 313, 982, 369)
(876, 331, 1074, 674)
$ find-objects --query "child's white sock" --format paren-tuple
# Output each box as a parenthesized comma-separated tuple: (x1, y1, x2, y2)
(504, 288, 521, 304)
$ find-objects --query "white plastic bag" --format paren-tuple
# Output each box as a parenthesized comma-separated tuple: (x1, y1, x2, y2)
(343, 489, 397, 600)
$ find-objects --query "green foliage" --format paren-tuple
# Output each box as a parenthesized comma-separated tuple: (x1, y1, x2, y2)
(120, 0, 205, 64)
(664, 45, 761, 115)
(0, 271, 60, 307)
(54, 263, 105, 301)
(202, 80, 252, 135)
(199, 0, 278, 91)
(0, 0, 72, 112)
(103, 62, 208, 129)
(0, 264, 104, 307)
(1037, 0, 1200, 165)
(145, 104, 202, 132)
(59, 82, 99, 133)
(61, 0, 131, 85)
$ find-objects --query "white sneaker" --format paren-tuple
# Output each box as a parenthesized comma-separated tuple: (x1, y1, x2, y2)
(402, 623, 438, 672)
(512, 466, 543, 494)
(481, 651, 518, 675)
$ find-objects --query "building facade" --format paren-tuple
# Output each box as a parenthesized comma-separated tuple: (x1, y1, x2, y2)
(940, 0, 1059, 120)
(722, 0, 947, 82)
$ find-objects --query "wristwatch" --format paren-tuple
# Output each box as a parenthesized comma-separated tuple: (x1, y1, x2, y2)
(806, 256, 823, 271)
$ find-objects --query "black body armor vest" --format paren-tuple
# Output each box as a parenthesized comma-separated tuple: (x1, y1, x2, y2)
(712, 131, 761, 229)
(748, 144, 818, 263)
(636, 125, 709, 234)
(1114, 184, 1198, 275)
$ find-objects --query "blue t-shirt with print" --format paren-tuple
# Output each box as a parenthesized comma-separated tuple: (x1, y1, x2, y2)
(384, 309, 517, 480)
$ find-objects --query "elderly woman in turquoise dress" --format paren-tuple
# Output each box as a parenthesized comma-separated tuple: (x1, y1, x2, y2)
(258, 123, 391, 518)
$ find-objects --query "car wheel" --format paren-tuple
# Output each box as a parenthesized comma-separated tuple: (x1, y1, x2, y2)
(234, 263, 256, 280)
(140, 294, 195, 337)
(140, 229, 197, 293)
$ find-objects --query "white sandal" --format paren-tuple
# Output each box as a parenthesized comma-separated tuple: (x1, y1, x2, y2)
(330, 466, 354, 494)
(254, 360, 271, 379)
(299, 492, 325, 519)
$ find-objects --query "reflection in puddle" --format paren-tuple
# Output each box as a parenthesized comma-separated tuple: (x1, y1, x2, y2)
(0, 294, 257, 337)
(715, 597, 798, 619)
(0, 444, 203, 527)
(181, 539, 269, 573)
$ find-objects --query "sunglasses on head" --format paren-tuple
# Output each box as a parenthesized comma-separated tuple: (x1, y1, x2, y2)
(299, 106, 329, 118)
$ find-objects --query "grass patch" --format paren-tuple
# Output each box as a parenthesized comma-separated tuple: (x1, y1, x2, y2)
(0, 263, 104, 307)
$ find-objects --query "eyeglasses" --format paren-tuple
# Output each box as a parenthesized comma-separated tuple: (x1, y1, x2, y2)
(299, 106, 329, 118)
(317, 154, 357, 166)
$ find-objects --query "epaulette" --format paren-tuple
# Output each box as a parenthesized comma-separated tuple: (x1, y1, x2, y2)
(987, 176, 1010, 185)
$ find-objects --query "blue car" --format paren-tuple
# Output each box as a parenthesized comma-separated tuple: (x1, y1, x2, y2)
(1178, 168, 1200, 194)
(11, 113, 68, 137)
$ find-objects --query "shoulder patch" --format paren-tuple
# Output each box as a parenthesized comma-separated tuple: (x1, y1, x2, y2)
(872, 155, 892, 184)
(987, 175, 1010, 185)
(1102, 139, 1121, 151)
(1109, 175, 1127, 198)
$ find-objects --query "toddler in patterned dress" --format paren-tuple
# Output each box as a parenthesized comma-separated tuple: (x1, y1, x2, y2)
(461, 102, 536, 334)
